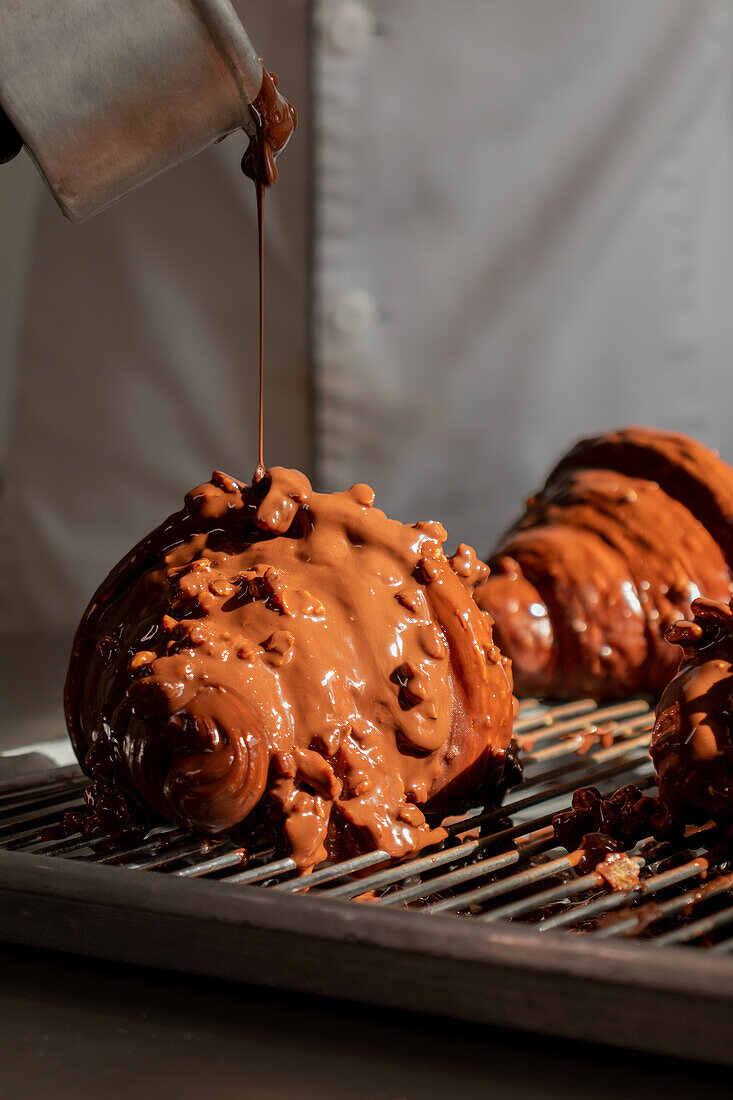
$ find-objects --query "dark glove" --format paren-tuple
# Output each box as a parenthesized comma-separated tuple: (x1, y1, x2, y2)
(0, 104, 22, 164)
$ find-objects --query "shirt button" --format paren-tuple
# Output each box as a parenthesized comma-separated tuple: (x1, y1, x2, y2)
(325, 1, 374, 54)
(330, 289, 377, 336)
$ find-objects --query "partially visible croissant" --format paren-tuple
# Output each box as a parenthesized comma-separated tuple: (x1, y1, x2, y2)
(652, 596, 733, 828)
(477, 427, 733, 699)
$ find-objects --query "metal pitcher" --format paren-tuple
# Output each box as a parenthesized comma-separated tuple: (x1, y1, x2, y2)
(0, 0, 266, 221)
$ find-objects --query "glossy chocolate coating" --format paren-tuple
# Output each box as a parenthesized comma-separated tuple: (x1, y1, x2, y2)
(652, 597, 733, 826)
(477, 427, 733, 699)
(241, 65, 297, 189)
(65, 468, 514, 871)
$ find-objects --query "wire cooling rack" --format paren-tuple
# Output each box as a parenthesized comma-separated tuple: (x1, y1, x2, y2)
(1, 699, 733, 1064)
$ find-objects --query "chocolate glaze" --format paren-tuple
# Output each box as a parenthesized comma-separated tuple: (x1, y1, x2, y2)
(553, 783, 675, 874)
(652, 596, 733, 826)
(39, 735, 152, 847)
(65, 468, 514, 871)
(241, 66, 298, 190)
(477, 427, 733, 699)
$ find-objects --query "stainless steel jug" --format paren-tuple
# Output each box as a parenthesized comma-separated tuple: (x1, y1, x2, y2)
(0, 0, 266, 221)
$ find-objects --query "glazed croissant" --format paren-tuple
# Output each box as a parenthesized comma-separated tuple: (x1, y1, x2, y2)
(476, 427, 733, 699)
(652, 596, 733, 828)
(65, 467, 514, 871)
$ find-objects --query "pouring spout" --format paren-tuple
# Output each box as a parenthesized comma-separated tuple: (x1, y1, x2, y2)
(0, 0, 278, 220)
(192, 0, 264, 134)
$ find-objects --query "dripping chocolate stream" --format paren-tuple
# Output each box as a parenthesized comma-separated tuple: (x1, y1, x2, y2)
(241, 63, 298, 481)
(257, 181, 265, 477)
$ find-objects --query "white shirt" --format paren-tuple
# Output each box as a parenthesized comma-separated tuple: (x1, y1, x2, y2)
(2, 0, 733, 718)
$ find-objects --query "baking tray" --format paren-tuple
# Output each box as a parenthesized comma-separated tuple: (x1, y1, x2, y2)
(1, 698, 732, 1065)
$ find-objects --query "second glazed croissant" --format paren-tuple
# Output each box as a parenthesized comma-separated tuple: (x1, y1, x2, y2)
(476, 427, 733, 699)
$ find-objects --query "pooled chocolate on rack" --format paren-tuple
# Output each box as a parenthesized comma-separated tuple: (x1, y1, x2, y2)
(554, 595, 733, 867)
(65, 468, 515, 872)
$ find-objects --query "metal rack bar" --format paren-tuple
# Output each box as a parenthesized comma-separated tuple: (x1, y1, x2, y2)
(5, 697, 733, 955)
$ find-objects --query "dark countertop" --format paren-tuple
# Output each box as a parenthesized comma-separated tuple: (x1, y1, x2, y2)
(1, 943, 729, 1100)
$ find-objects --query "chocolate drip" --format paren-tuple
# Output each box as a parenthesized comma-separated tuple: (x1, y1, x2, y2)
(241, 67, 298, 190)
(255, 183, 265, 477)
(241, 64, 297, 479)
(477, 427, 733, 699)
(65, 468, 515, 871)
(553, 783, 675, 874)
